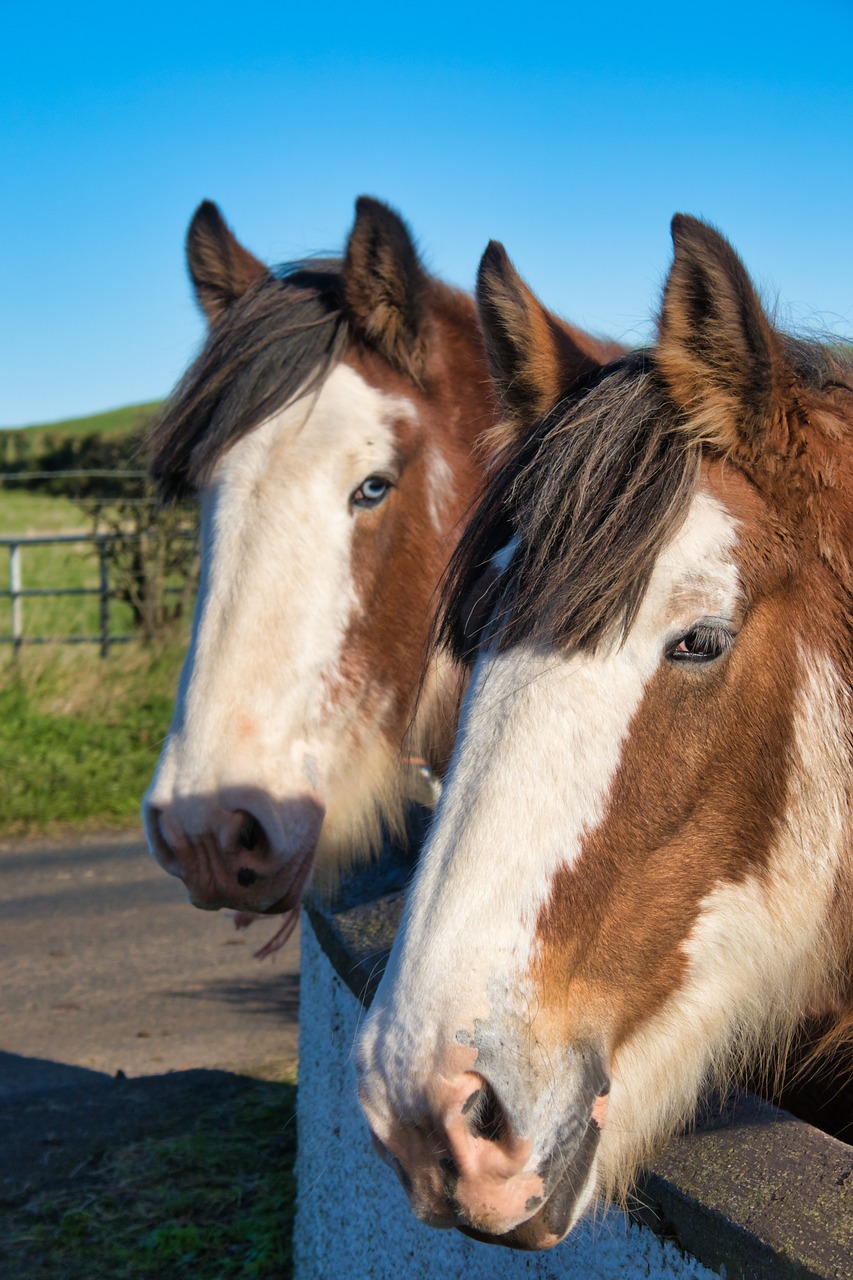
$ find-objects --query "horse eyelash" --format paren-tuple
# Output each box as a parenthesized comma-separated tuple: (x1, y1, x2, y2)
(671, 622, 735, 661)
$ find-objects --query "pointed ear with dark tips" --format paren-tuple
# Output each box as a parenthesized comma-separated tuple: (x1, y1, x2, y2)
(186, 201, 269, 325)
(657, 214, 780, 452)
(476, 241, 604, 434)
(342, 197, 427, 376)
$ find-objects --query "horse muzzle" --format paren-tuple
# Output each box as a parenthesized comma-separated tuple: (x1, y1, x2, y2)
(358, 1046, 609, 1250)
(143, 788, 325, 913)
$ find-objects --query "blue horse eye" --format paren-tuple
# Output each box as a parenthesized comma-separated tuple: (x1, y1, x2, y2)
(352, 475, 391, 509)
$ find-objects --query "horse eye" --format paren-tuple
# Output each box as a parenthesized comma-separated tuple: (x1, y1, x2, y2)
(351, 475, 392, 509)
(668, 622, 734, 664)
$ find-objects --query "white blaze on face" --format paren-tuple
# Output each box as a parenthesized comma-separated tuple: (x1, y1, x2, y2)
(358, 487, 742, 1156)
(146, 364, 416, 842)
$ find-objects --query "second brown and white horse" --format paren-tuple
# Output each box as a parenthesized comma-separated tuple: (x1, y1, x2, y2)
(143, 197, 620, 931)
(356, 218, 853, 1248)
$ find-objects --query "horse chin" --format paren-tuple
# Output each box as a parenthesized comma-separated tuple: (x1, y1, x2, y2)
(185, 839, 318, 914)
(456, 1118, 602, 1252)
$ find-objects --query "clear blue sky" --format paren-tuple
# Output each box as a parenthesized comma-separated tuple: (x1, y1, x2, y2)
(2, 1, 851, 426)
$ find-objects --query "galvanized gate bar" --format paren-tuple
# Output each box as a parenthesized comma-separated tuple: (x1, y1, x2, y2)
(0, 533, 192, 656)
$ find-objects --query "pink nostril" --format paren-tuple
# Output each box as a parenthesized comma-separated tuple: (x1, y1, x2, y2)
(463, 1079, 509, 1144)
(145, 792, 323, 912)
(238, 813, 260, 851)
(370, 1069, 541, 1234)
(425, 1071, 530, 1185)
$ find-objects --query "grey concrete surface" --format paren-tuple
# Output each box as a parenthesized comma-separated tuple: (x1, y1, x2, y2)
(0, 829, 300, 1090)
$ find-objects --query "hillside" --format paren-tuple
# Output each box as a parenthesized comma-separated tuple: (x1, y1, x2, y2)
(6, 400, 162, 445)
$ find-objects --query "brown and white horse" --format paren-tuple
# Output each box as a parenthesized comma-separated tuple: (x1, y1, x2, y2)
(356, 218, 853, 1249)
(143, 197, 620, 927)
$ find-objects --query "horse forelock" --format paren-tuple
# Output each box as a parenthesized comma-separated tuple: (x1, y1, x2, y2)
(146, 259, 349, 500)
(147, 265, 488, 505)
(441, 336, 853, 665)
(438, 351, 703, 665)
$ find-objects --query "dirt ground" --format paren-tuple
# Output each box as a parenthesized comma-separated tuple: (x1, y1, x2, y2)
(0, 829, 301, 1204)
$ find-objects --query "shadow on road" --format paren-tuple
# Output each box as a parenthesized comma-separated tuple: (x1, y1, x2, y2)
(0, 1051, 295, 1205)
(165, 971, 300, 1020)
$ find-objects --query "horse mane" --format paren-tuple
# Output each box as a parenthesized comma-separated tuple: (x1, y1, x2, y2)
(147, 260, 350, 500)
(439, 350, 702, 662)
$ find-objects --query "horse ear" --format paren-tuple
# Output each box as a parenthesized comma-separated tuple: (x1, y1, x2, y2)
(343, 196, 427, 376)
(186, 201, 268, 325)
(476, 241, 604, 434)
(657, 215, 780, 452)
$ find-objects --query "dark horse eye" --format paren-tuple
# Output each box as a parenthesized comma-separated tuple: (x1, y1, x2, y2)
(351, 475, 392, 509)
(668, 622, 734, 664)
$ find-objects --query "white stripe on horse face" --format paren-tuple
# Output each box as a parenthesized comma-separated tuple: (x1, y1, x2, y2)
(360, 487, 741, 1119)
(148, 364, 415, 819)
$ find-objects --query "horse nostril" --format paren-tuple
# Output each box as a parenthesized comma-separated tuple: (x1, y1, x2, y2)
(238, 813, 260, 851)
(146, 806, 182, 873)
(237, 866, 258, 887)
(466, 1081, 508, 1144)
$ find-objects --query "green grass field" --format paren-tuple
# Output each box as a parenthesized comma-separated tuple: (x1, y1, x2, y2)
(0, 535, 142, 642)
(1, 401, 190, 641)
(0, 489, 88, 536)
(0, 642, 186, 831)
(0, 448, 191, 833)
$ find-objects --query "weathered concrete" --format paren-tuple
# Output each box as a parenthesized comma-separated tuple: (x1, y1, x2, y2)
(638, 1095, 853, 1280)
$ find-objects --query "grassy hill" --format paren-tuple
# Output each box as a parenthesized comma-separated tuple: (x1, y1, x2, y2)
(0, 400, 163, 481)
(7, 400, 162, 446)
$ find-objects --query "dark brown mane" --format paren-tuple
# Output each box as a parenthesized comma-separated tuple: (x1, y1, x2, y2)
(440, 349, 701, 661)
(147, 260, 350, 500)
(440, 325, 853, 669)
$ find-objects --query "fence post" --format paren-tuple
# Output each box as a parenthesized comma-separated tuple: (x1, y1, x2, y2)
(10, 541, 22, 658)
(98, 537, 110, 659)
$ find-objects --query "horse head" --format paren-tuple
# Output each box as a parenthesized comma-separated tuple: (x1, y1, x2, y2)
(356, 219, 853, 1247)
(142, 196, 496, 914)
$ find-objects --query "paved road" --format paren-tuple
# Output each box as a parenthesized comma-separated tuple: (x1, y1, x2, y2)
(0, 829, 300, 1094)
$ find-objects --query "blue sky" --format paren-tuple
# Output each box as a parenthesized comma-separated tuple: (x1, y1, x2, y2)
(2, 1, 852, 426)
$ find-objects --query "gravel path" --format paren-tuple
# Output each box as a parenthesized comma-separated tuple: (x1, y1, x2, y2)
(0, 829, 300, 1091)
